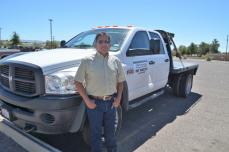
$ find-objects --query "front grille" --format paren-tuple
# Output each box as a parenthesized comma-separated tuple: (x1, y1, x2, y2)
(1, 76, 9, 88)
(15, 67, 35, 80)
(0, 63, 43, 97)
(1, 65, 9, 75)
(0, 65, 10, 88)
(15, 80, 36, 94)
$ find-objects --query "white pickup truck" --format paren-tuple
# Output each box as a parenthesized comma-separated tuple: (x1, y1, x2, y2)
(0, 26, 198, 144)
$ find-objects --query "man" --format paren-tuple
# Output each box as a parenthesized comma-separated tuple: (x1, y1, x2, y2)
(75, 32, 125, 152)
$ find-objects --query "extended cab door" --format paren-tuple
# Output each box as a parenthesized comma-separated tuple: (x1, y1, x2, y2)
(124, 31, 156, 100)
(148, 31, 170, 90)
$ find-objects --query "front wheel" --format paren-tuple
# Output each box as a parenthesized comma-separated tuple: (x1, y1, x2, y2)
(82, 106, 122, 146)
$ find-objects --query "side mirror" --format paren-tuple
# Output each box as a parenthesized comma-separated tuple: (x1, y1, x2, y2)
(150, 39, 160, 54)
(60, 40, 66, 48)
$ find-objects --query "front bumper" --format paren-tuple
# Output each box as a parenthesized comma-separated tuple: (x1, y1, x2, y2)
(0, 86, 83, 134)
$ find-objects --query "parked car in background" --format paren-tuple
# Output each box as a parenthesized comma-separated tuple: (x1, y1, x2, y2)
(0, 48, 20, 59)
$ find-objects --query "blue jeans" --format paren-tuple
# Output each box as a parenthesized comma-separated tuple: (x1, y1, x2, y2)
(87, 96, 117, 152)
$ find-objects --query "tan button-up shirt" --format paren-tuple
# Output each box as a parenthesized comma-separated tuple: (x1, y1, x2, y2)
(74, 52, 126, 96)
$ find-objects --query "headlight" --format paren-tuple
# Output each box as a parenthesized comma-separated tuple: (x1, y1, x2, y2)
(45, 68, 78, 94)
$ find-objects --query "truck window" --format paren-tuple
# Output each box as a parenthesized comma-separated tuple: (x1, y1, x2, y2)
(72, 34, 96, 47)
(65, 28, 129, 52)
(149, 32, 165, 54)
(128, 31, 151, 56)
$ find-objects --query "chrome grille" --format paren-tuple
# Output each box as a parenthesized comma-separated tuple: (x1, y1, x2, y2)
(15, 67, 35, 80)
(0, 64, 42, 97)
(0, 65, 10, 88)
(1, 76, 9, 88)
(1, 65, 9, 75)
(15, 80, 36, 94)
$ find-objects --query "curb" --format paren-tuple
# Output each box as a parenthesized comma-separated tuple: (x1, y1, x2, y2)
(0, 116, 61, 152)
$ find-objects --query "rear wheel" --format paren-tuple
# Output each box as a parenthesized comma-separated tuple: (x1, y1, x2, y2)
(173, 74, 193, 97)
(172, 75, 182, 96)
(180, 74, 193, 97)
(82, 106, 122, 146)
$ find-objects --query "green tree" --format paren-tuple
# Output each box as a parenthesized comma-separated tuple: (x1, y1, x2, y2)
(45, 40, 59, 49)
(178, 45, 187, 55)
(10, 32, 21, 48)
(198, 42, 210, 56)
(210, 39, 220, 53)
(187, 42, 198, 55)
(1, 40, 10, 48)
(32, 42, 43, 49)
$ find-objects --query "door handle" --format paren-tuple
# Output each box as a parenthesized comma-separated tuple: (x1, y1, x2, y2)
(149, 61, 155, 65)
(164, 59, 169, 62)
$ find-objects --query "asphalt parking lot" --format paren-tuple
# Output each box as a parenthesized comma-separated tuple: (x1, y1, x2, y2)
(0, 59, 229, 152)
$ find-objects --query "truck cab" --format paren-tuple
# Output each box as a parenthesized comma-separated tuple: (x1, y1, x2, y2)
(123, 28, 170, 100)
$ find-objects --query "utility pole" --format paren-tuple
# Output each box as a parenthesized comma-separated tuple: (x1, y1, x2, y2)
(53, 36, 55, 48)
(0, 27, 2, 48)
(48, 19, 53, 49)
(226, 35, 228, 55)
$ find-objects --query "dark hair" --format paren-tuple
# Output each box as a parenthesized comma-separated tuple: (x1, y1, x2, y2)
(95, 32, 111, 43)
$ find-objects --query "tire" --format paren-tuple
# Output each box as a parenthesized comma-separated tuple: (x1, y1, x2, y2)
(172, 75, 182, 96)
(179, 74, 193, 97)
(82, 106, 123, 146)
(173, 74, 193, 97)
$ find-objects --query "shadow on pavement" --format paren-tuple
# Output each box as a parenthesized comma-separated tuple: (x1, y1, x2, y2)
(32, 132, 90, 152)
(117, 89, 202, 152)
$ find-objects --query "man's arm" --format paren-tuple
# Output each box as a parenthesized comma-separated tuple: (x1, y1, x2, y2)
(113, 82, 123, 107)
(74, 58, 96, 109)
(75, 81, 96, 109)
(113, 58, 126, 107)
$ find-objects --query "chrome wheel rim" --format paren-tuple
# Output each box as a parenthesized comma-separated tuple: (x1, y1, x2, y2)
(185, 75, 193, 95)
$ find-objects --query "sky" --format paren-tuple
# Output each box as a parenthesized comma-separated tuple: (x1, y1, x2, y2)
(0, 0, 228, 52)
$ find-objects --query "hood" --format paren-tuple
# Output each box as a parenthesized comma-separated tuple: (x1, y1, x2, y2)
(6, 48, 97, 74)
(5, 48, 118, 74)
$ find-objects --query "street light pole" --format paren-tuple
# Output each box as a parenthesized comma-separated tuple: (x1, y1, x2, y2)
(0, 27, 2, 48)
(226, 35, 228, 55)
(48, 19, 53, 49)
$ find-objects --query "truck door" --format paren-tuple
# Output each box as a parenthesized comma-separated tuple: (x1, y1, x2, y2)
(124, 31, 155, 100)
(148, 31, 170, 90)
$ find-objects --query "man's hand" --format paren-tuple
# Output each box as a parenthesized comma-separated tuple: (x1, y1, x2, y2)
(75, 82, 97, 110)
(113, 97, 121, 108)
(85, 99, 97, 109)
(113, 82, 123, 108)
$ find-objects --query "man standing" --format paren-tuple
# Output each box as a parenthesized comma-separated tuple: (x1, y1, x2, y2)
(75, 32, 125, 152)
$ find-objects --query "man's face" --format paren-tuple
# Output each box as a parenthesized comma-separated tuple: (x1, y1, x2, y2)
(95, 35, 111, 55)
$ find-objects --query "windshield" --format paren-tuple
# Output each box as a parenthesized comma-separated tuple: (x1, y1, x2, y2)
(65, 28, 129, 52)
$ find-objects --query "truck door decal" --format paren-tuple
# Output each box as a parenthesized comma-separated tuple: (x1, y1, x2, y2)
(133, 60, 148, 74)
